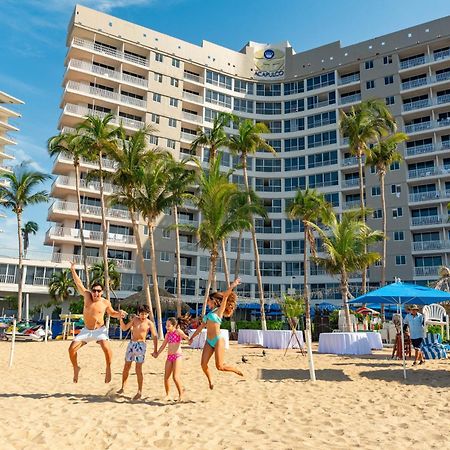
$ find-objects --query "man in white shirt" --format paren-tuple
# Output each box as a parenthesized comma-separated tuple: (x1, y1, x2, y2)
(404, 304, 425, 365)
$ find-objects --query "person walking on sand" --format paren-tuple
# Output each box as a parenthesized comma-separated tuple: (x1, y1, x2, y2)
(117, 304, 158, 400)
(404, 304, 426, 365)
(155, 316, 190, 401)
(189, 278, 243, 389)
(69, 262, 127, 383)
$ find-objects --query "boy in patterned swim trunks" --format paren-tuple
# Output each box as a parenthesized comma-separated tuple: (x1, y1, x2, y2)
(117, 305, 158, 400)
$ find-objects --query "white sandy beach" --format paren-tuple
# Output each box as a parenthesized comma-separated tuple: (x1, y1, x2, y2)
(1, 340, 450, 450)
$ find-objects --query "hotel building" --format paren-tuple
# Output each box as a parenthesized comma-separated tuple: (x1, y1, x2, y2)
(44, 5, 450, 303)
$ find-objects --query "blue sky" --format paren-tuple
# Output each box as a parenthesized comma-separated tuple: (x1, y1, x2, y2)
(0, 0, 449, 258)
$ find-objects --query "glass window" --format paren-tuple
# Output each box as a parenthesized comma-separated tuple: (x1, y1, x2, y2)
(169, 97, 179, 107)
(307, 150, 337, 168)
(384, 55, 393, 64)
(285, 176, 306, 191)
(306, 72, 335, 91)
(256, 102, 282, 115)
(365, 60, 374, 69)
(255, 178, 282, 192)
(154, 52, 163, 62)
(307, 130, 337, 148)
(256, 83, 281, 96)
(153, 93, 161, 102)
(167, 139, 176, 149)
(151, 113, 160, 123)
(395, 255, 406, 265)
(393, 231, 405, 241)
(154, 72, 163, 82)
(206, 70, 232, 90)
(385, 96, 395, 105)
(284, 99, 304, 114)
(172, 58, 180, 67)
(170, 77, 179, 87)
(307, 111, 336, 129)
(285, 240, 305, 254)
(168, 118, 177, 127)
(384, 75, 394, 85)
(284, 81, 304, 95)
(234, 98, 253, 113)
(255, 158, 282, 172)
(285, 156, 305, 171)
(284, 118, 305, 133)
(284, 137, 305, 152)
(308, 171, 338, 188)
(206, 89, 232, 108)
(366, 80, 375, 89)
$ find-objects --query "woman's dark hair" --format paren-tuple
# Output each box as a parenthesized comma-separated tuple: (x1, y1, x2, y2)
(90, 282, 103, 290)
(137, 304, 150, 314)
(167, 313, 191, 333)
(208, 291, 237, 318)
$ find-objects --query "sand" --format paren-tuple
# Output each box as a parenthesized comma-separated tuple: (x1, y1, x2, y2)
(1, 339, 450, 450)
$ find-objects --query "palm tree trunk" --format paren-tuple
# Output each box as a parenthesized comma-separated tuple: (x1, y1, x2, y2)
(17, 212, 24, 321)
(242, 158, 267, 331)
(340, 269, 352, 331)
(98, 153, 110, 301)
(303, 225, 316, 382)
(202, 257, 215, 316)
(131, 210, 155, 322)
(221, 239, 230, 286)
(357, 149, 367, 294)
(234, 230, 243, 280)
(148, 221, 163, 339)
(74, 162, 89, 285)
(380, 172, 387, 287)
(174, 205, 182, 317)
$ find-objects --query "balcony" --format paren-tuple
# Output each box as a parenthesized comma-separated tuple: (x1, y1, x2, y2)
(180, 131, 196, 142)
(182, 91, 203, 104)
(342, 156, 359, 166)
(178, 265, 197, 275)
(308, 99, 335, 110)
(177, 217, 199, 227)
(400, 55, 427, 70)
(71, 37, 149, 67)
(342, 178, 360, 188)
(407, 166, 440, 179)
(183, 72, 203, 84)
(46, 226, 136, 246)
(53, 175, 121, 195)
(408, 191, 440, 202)
(412, 240, 449, 251)
(404, 121, 433, 134)
(343, 200, 361, 210)
(437, 94, 450, 105)
(401, 77, 429, 90)
(433, 48, 450, 62)
(405, 143, 435, 157)
(182, 111, 203, 124)
(0, 274, 16, 284)
(179, 242, 197, 252)
(414, 266, 440, 277)
(402, 98, 431, 112)
(50, 200, 133, 221)
(339, 94, 361, 105)
(68, 59, 147, 88)
(51, 252, 135, 271)
(410, 215, 442, 226)
(57, 151, 117, 171)
(339, 73, 360, 85)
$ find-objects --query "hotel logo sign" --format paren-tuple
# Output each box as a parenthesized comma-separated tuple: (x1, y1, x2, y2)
(254, 44, 285, 79)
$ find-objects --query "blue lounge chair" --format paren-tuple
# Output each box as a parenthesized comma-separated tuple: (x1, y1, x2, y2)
(421, 333, 448, 360)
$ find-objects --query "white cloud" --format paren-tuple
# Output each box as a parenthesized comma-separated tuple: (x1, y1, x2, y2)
(11, 149, 47, 174)
(25, 0, 158, 13)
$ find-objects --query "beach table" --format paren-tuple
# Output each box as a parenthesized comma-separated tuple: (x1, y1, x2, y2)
(262, 330, 304, 349)
(318, 332, 372, 355)
(237, 329, 264, 346)
(189, 329, 229, 349)
(365, 331, 383, 350)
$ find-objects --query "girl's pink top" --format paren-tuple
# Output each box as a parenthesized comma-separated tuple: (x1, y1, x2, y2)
(167, 330, 181, 343)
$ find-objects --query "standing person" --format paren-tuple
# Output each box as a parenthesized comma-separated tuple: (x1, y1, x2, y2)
(155, 316, 190, 401)
(69, 262, 126, 383)
(404, 304, 426, 365)
(117, 304, 158, 400)
(189, 278, 243, 389)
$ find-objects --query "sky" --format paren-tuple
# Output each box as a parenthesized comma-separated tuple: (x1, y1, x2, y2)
(0, 0, 449, 259)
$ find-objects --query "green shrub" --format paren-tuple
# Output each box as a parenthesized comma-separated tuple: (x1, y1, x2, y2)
(427, 324, 446, 341)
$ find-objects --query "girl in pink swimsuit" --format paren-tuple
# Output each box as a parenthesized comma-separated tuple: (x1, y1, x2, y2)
(155, 315, 190, 401)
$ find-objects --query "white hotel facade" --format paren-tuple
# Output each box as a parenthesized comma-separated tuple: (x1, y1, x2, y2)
(37, 5, 450, 304)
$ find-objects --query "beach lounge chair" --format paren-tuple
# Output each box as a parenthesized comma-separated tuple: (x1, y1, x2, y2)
(421, 333, 448, 360)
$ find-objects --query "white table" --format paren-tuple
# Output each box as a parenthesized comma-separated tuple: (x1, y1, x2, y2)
(238, 329, 264, 346)
(262, 330, 304, 349)
(189, 329, 229, 349)
(365, 332, 383, 350)
(318, 332, 372, 355)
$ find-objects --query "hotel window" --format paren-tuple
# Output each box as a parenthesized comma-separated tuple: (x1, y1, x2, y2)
(153, 93, 161, 102)
(257, 240, 282, 255)
(383, 55, 393, 64)
(284, 137, 305, 152)
(170, 77, 179, 87)
(366, 80, 375, 89)
(284, 99, 304, 114)
(162, 228, 171, 238)
(391, 184, 401, 194)
(393, 231, 405, 241)
(385, 96, 395, 105)
(206, 89, 232, 108)
(154, 72, 163, 83)
(284, 118, 304, 133)
(307, 130, 337, 148)
(204, 108, 219, 123)
(390, 161, 400, 171)
(256, 83, 281, 96)
(155, 52, 164, 62)
(172, 58, 180, 68)
(255, 219, 282, 234)
(231, 238, 252, 253)
(285, 219, 304, 233)
(285, 176, 306, 192)
(307, 111, 336, 129)
(307, 150, 337, 168)
(255, 158, 281, 172)
(265, 121, 282, 133)
(169, 97, 179, 107)
(234, 79, 254, 94)
(285, 156, 305, 171)
(308, 171, 338, 188)
(168, 118, 177, 127)
(306, 71, 335, 91)
(307, 91, 336, 110)
(384, 75, 394, 85)
(373, 209, 382, 219)
(267, 140, 282, 152)
(285, 240, 304, 255)
(206, 70, 232, 90)
(256, 102, 282, 115)
(234, 98, 253, 113)
(365, 60, 374, 69)
(255, 178, 282, 192)
(149, 135, 159, 145)
(395, 255, 406, 265)
(259, 261, 282, 277)
(160, 251, 170, 262)
(372, 186, 381, 196)
(392, 207, 403, 218)
(325, 192, 339, 207)
(285, 262, 303, 277)
(284, 81, 304, 95)
(415, 255, 442, 268)
(151, 113, 160, 124)
(167, 139, 176, 149)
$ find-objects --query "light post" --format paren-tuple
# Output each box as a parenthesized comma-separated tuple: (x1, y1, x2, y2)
(288, 276, 297, 295)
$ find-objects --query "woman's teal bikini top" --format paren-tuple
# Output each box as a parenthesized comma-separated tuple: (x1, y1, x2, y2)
(203, 308, 222, 324)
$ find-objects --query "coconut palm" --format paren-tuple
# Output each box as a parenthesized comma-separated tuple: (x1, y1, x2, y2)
(108, 127, 156, 322)
(366, 132, 407, 286)
(21, 221, 38, 258)
(228, 119, 277, 331)
(0, 163, 50, 321)
(89, 260, 121, 292)
(190, 112, 235, 168)
(49, 269, 75, 304)
(48, 130, 93, 282)
(340, 99, 396, 292)
(308, 210, 384, 331)
(287, 188, 332, 382)
(77, 114, 123, 302)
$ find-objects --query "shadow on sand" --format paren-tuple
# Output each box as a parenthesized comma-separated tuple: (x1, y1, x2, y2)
(359, 369, 450, 387)
(258, 368, 351, 382)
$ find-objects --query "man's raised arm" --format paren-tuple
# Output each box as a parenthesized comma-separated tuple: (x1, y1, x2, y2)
(70, 262, 87, 295)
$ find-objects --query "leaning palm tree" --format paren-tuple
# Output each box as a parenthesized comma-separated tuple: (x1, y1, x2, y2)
(340, 99, 396, 292)
(191, 112, 235, 169)
(77, 114, 123, 302)
(228, 119, 277, 331)
(48, 130, 93, 282)
(366, 132, 407, 286)
(309, 210, 384, 331)
(0, 163, 50, 321)
(21, 221, 38, 258)
(108, 127, 156, 322)
(49, 269, 75, 304)
(287, 189, 332, 382)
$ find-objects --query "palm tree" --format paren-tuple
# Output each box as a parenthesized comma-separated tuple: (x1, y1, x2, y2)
(287, 189, 332, 382)
(166, 158, 196, 316)
(0, 163, 50, 320)
(48, 130, 93, 282)
(49, 269, 75, 303)
(228, 119, 276, 331)
(340, 99, 396, 292)
(21, 221, 38, 258)
(191, 112, 235, 168)
(90, 260, 121, 292)
(108, 127, 156, 322)
(366, 132, 407, 286)
(308, 210, 384, 331)
(77, 114, 123, 302)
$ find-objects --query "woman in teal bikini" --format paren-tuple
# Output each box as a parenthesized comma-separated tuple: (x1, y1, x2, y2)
(189, 278, 243, 389)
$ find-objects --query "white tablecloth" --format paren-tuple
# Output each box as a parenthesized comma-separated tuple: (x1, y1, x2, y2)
(189, 329, 229, 349)
(318, 332, 372, 355)
(365, 332, 383, 350)
(262, 330, 304, 349)
(238, 329, 264, 346)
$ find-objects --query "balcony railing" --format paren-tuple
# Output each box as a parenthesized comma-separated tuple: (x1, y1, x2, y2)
(343, 200, 361, 210)
(401, 77, 428, 90)
(404, 121, 433, 134)
(50, 200, 133, 221)
(400, 55, 427, 70)
(342, 156, 359, 166)
(51, 252, 135, 270)
(47, 227, 136, 245)
(180, 131, 196, 142)
(342, 178, 360, 188)
(408, 191, 440, 202)
(0, 274, 16, 284)
(182, 111, 202, 124)
(182, 91, 203, 103)
(177, 217, 199, 227)
(72, 37, 149, 67)
(179, 242, 197, 252)
(178, 265, 197, 275)
(402, 98, 431, 112)
(412, 240, 448, 251)
(53, 175, 121, 195)
(183, 72, 203, 83)
(414, 266, 440, 276)
(410, 215, 442, 226)
(437, 94, 450, 105)
(339, 73, 360, 85)
(405, 143, 435, 156)
(57, 151, 117, 170)
(433, 48, 450, 61)
(339, 94, 361, 105)
(407, 166, 440, 179)
(308, 99, 335, 110)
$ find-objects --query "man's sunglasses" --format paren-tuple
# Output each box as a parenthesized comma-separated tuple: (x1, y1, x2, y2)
(92, 289, 102, 293)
